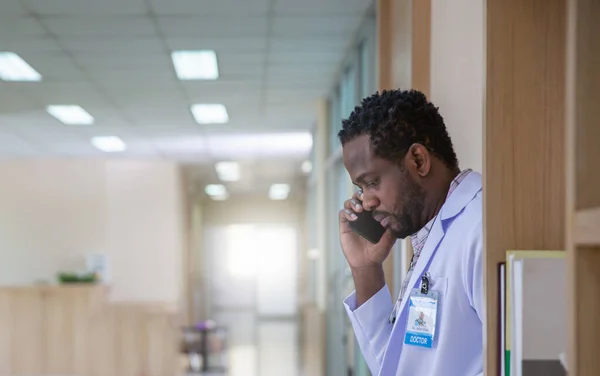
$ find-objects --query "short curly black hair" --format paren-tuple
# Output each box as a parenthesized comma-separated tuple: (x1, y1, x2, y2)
(338, 89, 459, 170)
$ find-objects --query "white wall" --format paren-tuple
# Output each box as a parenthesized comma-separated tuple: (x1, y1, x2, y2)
(0, 159, 184, 305)
(430, 0, 484, 172)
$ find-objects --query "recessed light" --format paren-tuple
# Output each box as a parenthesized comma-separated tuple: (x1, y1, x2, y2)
(171, 50, 219, 80)
(307, 248, 320, 260)
(0, 52, 42, 82)
(47, 105, 94, 125)
(91, 136, 127, 152)
(269, 183, 290, 200)
(301, 160, 313, 174)
(205, 184, 228, 200)
(190, 104, 229, 124)
(215, 161, 240, 182)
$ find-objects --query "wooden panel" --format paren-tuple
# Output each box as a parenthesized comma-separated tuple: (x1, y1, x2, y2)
(0, 291, 11, 375)
(571, 248, 600, 375)
(44, 287, 92, 373)
(88, 308, 118, 376)
(411, 0, 431, 97)
(377, 0, 393, 91)
(0, 286, 180, 376)
(484, 0, 566, 374)
(301, 305, 326, 376)
(10, 289, 44, 374)
(574, 208, 600, 246)
(570, 0, 600, 210)
(566, 0, 600, 374)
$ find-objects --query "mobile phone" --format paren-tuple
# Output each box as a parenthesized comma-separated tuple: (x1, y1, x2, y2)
(348, 210, 386, 244)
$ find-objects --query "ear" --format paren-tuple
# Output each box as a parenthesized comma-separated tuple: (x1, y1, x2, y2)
(407, 143, 431, 177)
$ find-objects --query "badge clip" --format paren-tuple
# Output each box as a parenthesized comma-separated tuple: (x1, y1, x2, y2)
(420, 272, 430, 295)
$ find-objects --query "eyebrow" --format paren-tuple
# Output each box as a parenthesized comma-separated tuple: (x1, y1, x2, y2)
(353, 173, 369, 187)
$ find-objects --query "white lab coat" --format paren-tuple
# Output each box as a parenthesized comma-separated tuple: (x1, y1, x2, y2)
(344, 171, 484, 376)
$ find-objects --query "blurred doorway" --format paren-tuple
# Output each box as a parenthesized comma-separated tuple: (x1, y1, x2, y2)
(203, 224, 299, 376)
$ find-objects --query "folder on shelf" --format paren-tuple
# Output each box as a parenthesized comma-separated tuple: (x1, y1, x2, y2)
(505, 250, 567, 376)
(499, 262, 506, 376)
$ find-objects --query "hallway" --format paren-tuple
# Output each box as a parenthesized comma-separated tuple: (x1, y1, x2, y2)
(195, 313, 300, 376)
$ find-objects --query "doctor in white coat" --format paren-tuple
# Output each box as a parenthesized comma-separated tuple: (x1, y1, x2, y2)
(337, 89, 483, 376)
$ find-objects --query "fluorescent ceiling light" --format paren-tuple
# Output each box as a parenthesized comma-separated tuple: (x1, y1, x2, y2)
(215, 161, 240, 182)
(0, 52, 42, 82)
(171, 50, 219, 80)
(301, 160, 313, 174)
(91, 136, 127, 152)
(207, 132, 313, 159)
(190, 104, 229, 124)
(47, 105, 94, 125)
(205, 184, 228, 200)
(269, 183, 290, 201)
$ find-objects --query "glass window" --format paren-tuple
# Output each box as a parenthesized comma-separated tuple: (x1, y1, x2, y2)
(340, 66, 357, 120)
(359, 40, 370, 99)
(329, 88, 341, 154)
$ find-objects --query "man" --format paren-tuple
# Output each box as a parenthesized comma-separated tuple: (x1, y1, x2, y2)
(338, 89, 483, 376)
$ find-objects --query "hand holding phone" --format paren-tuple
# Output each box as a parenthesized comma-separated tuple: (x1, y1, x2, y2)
(348, 209, 386, 244)
(338, 191, 395, 270)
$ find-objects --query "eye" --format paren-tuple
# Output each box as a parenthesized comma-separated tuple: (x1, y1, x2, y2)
(365, 178, 380, 188)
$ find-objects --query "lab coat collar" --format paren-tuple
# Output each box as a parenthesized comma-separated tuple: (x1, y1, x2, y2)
(439, 171, 482, 221)
(395, 171, 482, 319)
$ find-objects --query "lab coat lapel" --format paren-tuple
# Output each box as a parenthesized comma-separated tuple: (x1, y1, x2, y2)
(395, 171, 482, 317)
(396, 218, 445, 316)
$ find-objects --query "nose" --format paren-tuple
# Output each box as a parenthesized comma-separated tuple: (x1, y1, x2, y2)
(362, 192, 380, 211)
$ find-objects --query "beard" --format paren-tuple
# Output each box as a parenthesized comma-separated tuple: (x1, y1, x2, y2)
(375, 171, 427, 239)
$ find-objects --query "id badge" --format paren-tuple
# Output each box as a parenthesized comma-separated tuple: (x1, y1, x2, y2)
(404, 273, 439, 348)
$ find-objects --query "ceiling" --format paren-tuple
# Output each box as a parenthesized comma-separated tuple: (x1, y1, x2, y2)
(0, 0, 371, 197)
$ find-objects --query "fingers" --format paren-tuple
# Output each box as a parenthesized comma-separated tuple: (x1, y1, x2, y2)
(339, 208, 357, 223)
(344, 195, 364, 213)
(340, 189, 365, 227)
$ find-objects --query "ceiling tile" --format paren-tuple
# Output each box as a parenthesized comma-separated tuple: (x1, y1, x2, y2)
(270, 37, 348, 53)
(0, 37, 63, 54)
(149, 0, 269, 15)
(15, 125, 87, 142)
(0, 0, 27, 16)
(0, 17, 46, 37)
(153, 135, 205, 152)
(272, 16, 362, 37)
(59, 37, 165, 54)
(73, 53, 170, 70)
(268, 51, 343, 65)
(15, 82, 109, 107)
(184, 81, 263, 99)
(158, 16, 268, 38)
(20, 53, 86, 81)
(22, 0, 148, 15)
(165, 37, 268, 53)
(136, 127, 202, 139)
(40, 16, 156, 37)
(274, 0, 371, 15)
(83, 68, 176, 85)
(0, 131, 41, 156)
(120, 108, 195, 127)
(0, 88, 38, 115)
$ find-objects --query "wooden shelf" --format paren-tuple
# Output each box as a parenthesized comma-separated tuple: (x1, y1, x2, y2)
(575, 207, 600, 246)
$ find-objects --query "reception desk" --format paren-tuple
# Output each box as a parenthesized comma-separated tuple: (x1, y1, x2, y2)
(0, 285, 179, 376)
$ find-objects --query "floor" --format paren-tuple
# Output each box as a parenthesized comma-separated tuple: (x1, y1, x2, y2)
(186, 311, 300, 376)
